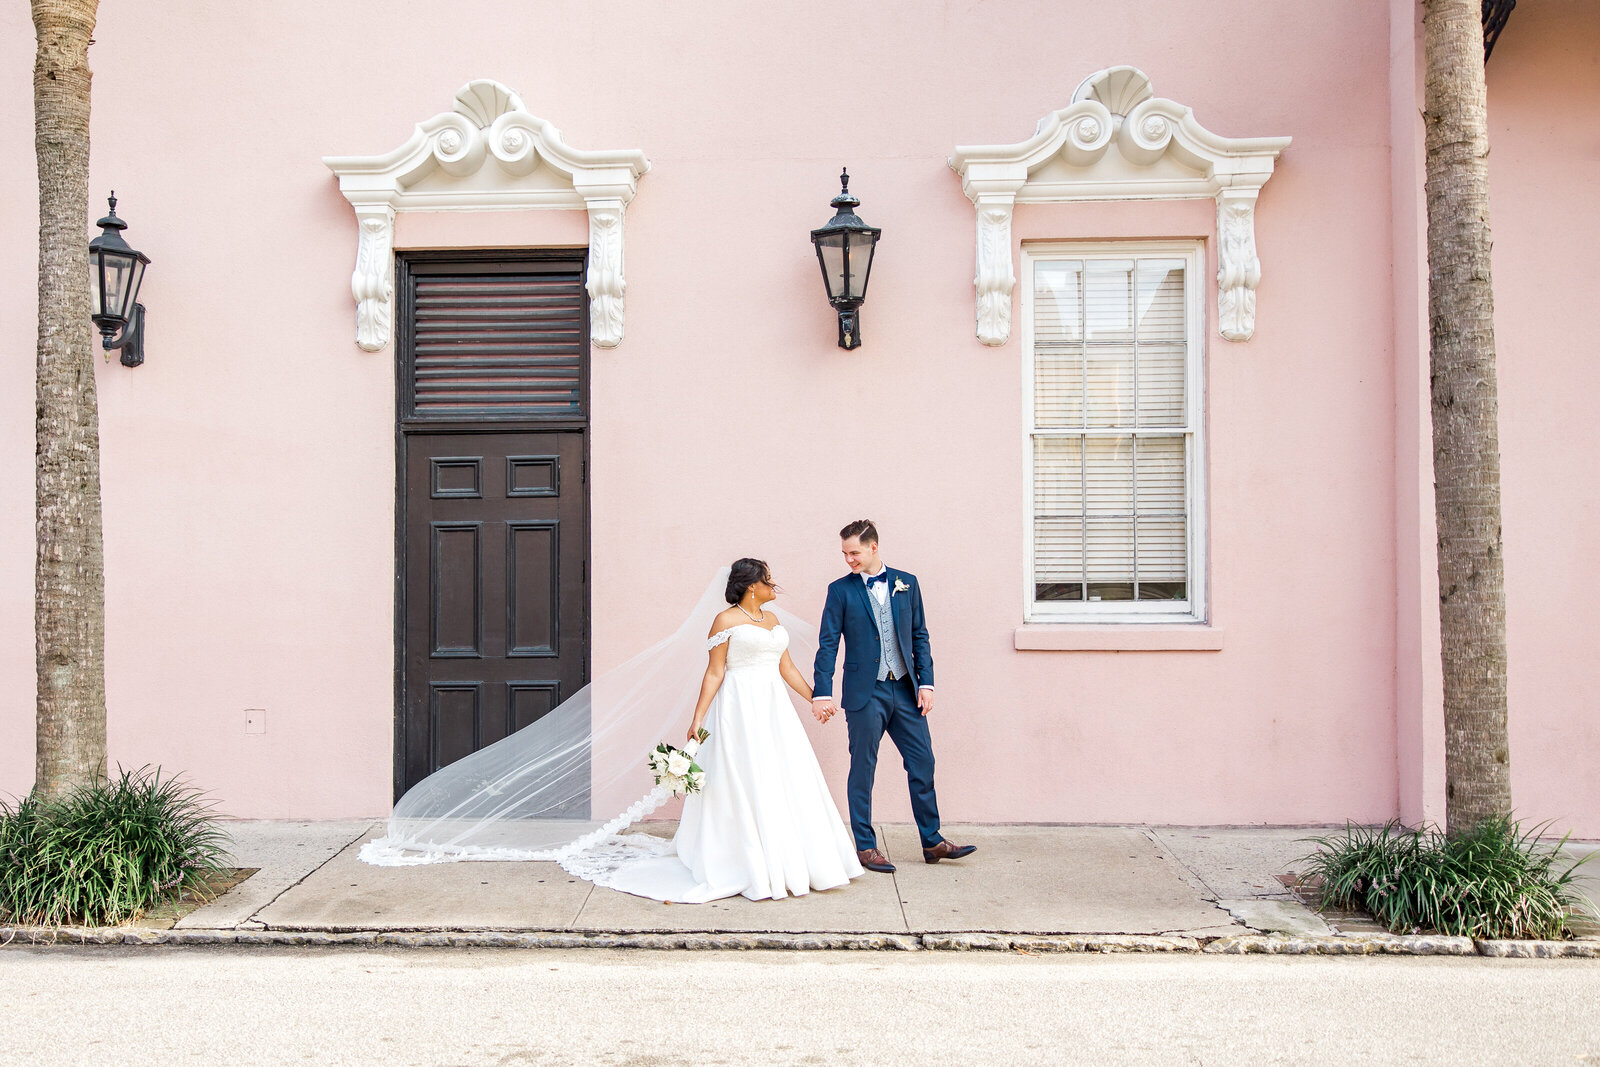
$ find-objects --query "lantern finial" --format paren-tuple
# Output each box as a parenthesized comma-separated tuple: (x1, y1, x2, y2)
(96, 192, 128, 235)
(830, 169, 860, 213)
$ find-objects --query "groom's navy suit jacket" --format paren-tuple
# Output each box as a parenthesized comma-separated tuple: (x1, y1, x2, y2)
(813, 568, 934, 713)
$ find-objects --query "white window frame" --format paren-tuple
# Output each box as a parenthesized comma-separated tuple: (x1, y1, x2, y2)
(1021, 240, 1207, 625)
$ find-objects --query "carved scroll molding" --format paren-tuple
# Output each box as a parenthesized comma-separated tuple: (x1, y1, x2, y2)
(324, 80, 650, 351)
(973, 191, 1022, 346)
(948, 66, 1290, 345)
(585, 200, 626, 348)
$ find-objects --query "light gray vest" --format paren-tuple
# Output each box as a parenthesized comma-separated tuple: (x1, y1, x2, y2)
(868, 578, 909, 682)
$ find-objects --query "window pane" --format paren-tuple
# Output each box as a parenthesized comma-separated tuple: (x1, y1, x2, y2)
(1085, 344, 1135, 427)
(1133, 435, 1185, 514)
(1034, 349, 1083, 428)
(1137, 344, 1185, 427)
(1136, 517, 1187, 586)
(1083, 261, 1133, 342)
(1084, 436, 1132, 516)
(1033, 436, 1083, 516)
(1034, 261, 1082, 344)
(1135, 436, 1187, 595)
(1136, 260, 1185, 343)
(1033, 518, 1083, 588)
(1084, 517, 1135, 598)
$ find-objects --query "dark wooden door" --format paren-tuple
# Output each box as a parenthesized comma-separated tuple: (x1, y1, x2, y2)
(395, 253, 589, 797)
(401, 432, 586, 791)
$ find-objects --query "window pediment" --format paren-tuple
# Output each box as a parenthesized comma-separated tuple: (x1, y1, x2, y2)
(949, 66, 1290, 345)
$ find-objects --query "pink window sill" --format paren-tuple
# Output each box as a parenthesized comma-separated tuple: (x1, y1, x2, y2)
(1013, 625, 1225, 651)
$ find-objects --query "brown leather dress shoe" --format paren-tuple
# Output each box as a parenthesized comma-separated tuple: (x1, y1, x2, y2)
(857, 848, 896, 873)
(922, 841, 978, 863)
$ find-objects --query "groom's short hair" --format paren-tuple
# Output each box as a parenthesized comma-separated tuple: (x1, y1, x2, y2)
(840, 519, 878, 545)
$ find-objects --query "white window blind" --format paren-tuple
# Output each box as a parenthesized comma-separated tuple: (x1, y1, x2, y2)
(1026, 248, 1202, 619)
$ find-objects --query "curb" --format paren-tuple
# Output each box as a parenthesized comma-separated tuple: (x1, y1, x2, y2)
(0, 928, 918, 951)
(920, 933, 1196, 953)
(5, 926, 1599, 956)
(1203, 933, 1476, 955)
(1476, 939, 1600, 959)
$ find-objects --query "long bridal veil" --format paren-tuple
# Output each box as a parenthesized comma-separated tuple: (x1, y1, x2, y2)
(360, 567, 821, 870)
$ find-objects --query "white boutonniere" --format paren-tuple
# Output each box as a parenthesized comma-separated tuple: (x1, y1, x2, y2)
(892, 578, 910, 595)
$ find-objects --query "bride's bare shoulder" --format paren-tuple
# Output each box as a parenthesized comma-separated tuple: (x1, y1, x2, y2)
(708, 606, 743, 637)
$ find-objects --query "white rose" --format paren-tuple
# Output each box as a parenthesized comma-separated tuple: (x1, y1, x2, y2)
(671, 777, 689, 796)
(667, 751, 691, 777)
(648, 751, 667, 773)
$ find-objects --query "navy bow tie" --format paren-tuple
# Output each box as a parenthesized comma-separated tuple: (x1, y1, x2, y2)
(865, 571, 889, 587)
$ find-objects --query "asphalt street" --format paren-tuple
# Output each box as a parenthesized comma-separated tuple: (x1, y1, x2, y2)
(4, 946, 1600, 1065)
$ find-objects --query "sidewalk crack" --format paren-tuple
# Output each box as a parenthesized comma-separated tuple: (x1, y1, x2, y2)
(568, 883, 596, 931)
(245, 823, 378, 930)
(883, 824, 911, 934)
(1143, 826, 1220, 902)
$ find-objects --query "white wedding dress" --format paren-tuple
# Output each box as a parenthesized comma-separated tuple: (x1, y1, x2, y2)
(596, 623, 865, 902)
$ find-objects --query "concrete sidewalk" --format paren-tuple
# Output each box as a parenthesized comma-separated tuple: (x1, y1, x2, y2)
(135, 820, 1593, 954)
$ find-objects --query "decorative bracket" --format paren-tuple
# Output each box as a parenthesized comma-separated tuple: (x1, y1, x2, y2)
(948, 66, 1290, 345)
(324, 80, 649, 351)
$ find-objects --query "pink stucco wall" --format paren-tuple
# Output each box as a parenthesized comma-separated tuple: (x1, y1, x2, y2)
(0, 1, 1592, 833)
(1390, 0, 1447, 830)
(1484, 0, 1600, 833)
(0, 15, 33, 801)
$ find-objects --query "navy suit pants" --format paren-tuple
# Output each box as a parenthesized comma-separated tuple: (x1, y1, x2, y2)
(845, 676, 943, 852)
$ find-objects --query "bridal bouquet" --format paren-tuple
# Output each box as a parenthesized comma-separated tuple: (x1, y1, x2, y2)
(649, 728, 707, 796)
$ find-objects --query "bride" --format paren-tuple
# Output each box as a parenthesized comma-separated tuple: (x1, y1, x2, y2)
(601, 558, 863, 901)
(361, 558, 863, 903)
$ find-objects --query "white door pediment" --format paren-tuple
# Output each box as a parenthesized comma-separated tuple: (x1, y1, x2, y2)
(324, 80, 650, 351)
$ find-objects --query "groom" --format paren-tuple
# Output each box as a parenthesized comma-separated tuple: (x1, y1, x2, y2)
(812, 520, 976, 873)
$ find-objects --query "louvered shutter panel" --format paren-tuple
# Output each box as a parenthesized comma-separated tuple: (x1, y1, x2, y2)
(408, 267, 587, 419)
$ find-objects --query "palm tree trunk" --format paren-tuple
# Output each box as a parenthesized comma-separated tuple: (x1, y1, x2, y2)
(1423, 0, 1512, 833)
(32, 0, 106, 798)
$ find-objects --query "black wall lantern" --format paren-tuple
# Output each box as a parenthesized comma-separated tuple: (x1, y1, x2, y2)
(810, 169, 880, 350)
(88, 192, 150, 367)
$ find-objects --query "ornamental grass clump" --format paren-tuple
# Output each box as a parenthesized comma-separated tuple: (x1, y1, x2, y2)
(1303, 817, 1596, 940)
(0, 766, 229, 927)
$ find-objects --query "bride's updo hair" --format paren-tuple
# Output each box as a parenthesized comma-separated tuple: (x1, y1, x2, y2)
(725, 558, 773, 604)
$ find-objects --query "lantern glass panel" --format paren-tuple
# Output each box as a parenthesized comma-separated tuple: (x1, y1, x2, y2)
(123, 256, 146, 320)
(817, 234, 847, 302)
(844, 233, 877, 301)
(96, 252, 137, 323)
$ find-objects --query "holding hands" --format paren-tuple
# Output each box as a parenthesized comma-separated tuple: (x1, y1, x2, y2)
(811, 691, 929, 723)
